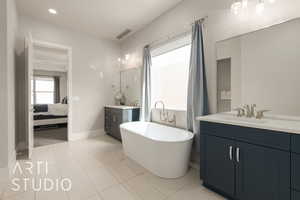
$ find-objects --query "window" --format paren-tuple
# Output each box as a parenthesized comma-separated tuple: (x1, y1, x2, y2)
(151, 36, 191, 111)
(31, 76, 55, 104)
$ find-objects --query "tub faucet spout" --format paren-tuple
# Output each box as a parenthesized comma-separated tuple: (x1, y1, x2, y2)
(154, 101, 167, 121)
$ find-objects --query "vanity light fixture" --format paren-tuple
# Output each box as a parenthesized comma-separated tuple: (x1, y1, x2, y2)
(231, 0, 242, 15)
(118, 54, 131, 64)
(48, 8, 57, 15)
(242, 0, 248, 8)
(231, 0, 271, 15)
(256, 0, 265, 14)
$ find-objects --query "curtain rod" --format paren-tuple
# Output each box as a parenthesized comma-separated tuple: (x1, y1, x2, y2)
(147, 16, 208, 48)
(191, 16, 208, 25)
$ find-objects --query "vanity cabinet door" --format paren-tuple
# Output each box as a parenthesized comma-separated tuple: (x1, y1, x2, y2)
(110, 109, 122, 140)
(292, 153, 300, 191)
(204, 135, 236, 197)
(104, 108, 111, 133)
(292, 190, 300, 200)
(236, 142, 290, 200)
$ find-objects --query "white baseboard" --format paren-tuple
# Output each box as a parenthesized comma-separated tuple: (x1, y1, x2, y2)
(69, 129, 105, 141)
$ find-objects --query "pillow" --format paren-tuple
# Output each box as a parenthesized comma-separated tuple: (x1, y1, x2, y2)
(34, 104, 48, 113)
(62, 97, 68, 104)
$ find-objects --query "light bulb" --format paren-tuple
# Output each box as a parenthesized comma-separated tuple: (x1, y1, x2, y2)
(269, 0, 275, 3)
(48, 8, 57, 15)
(231, 1, 242, 15)
(242, 0, 248, 8)
(125, 54, 130, 60)
(256, 0, 265, 14)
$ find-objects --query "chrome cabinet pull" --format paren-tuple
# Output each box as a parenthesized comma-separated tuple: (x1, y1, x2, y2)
(229, 146, 233, 160)
(236, 147, 240, 163)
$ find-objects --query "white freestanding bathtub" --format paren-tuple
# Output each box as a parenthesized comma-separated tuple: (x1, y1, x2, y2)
(120, 122, 194, 178)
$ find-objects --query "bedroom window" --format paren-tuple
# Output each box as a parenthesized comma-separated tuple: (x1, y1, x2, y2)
(151, 34, 191, 110)
(32, 76, 55, 104)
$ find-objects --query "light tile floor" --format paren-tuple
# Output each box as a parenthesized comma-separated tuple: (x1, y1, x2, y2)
(0, 135, 225, 200)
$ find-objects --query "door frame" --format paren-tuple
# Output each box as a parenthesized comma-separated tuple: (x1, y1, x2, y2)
(28, 38, 73, 144)
(25, 34, 34, 158)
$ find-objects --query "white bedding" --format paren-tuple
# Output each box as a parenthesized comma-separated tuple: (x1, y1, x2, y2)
(34, 104, 68, 126)
(48, 103, 68, 116)
(34, 118, 68, 126)
(34, 103, 68, 116)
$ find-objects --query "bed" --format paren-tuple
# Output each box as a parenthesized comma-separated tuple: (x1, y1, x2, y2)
(34, 104, 68, 127)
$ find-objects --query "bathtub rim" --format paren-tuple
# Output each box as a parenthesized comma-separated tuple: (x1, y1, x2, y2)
(120, 121, 194, 143)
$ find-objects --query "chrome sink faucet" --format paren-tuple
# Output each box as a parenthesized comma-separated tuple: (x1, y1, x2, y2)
(244, 104, 256, 118)
(234, 104, 270, 119)
(234, 107, 244, 117)
(255, 110, 270, 119)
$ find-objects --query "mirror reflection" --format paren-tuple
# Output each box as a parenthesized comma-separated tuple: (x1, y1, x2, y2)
(120, 68, 141, 106)
(216, 18, 300, 116)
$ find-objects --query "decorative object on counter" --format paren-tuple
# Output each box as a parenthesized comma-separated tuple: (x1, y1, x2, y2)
(154, 101, 177, 126)
(234, 104, 270, 119)
(114, 91, 126, 105)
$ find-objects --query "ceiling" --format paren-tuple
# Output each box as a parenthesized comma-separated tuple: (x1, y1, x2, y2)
(16, 0, 183, 41)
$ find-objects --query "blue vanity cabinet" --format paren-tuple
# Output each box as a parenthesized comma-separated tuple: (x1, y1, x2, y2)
(200, 121, 291, 200)
(291, 134, 300, 196)
(292, 154, 300, 191)
(236, 142, 290, 200)
(291, 134, 300, 154)
(204, 135, 236, 197)
(104, 106, 140, 141)
(292, 190, 300, 200)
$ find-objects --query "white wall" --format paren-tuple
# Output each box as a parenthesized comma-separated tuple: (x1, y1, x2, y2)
(16, 16, 121, 143)
(121, 0, 300, 114)
(0, 0, 18, 181)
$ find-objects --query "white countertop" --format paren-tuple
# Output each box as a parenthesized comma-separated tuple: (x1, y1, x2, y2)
(196, 112, 300, 134)
(105, 105, 140, 110)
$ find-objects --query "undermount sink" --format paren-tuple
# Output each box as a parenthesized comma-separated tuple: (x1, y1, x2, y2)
(221, 116, 268, 124)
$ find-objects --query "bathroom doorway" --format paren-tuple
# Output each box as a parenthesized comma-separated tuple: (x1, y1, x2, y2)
(24, 37, 72, 157)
